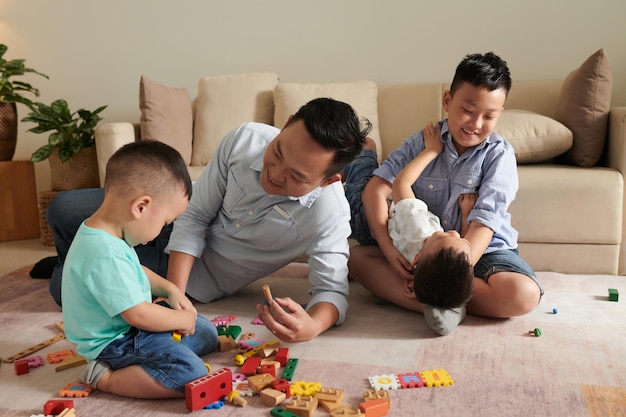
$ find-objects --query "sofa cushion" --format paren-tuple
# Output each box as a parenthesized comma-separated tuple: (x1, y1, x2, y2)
(273, 80, 382, 163)
(192, 72, 278, 166)
(139, 75, 193, 164)
(496, 110, 573, 164)
(555, 48, 612, 167)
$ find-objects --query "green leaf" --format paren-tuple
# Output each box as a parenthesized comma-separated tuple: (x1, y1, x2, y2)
(30, 144, 53, 162)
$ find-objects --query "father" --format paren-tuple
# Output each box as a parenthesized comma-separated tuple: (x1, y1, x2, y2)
(47, 97, 371, 343)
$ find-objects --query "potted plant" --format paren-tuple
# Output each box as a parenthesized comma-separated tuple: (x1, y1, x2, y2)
(0, 43, 49, 161)
(22, 99, 107, 191)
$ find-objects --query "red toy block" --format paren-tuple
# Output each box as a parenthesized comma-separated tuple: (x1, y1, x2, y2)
(260, 363, 277, 377)
(271, 378, 292, 399)
(276, 347, 289, 366)
(396, 372, 426, 388)
(185, 368, 232, 412)
(359, 398, 389, 417)
(44, 399, 74, 415)
(14, 359, 29, 375)
(240, 356, 262, 376)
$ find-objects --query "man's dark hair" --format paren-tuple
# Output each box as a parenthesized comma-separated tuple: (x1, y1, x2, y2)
(413, 247, 473, 310)
(105, 140, 193, 200)
(450, 52, 512, 97)
(286, 97, 372, 177)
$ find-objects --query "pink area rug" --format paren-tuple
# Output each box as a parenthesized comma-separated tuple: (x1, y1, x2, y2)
(1, 264, 625, 416)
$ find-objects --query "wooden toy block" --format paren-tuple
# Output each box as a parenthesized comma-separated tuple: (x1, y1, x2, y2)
(271, 407, 300, 417)
(227, 390, 248, 407)
(260, 387, 287, 406)
(329, 405, 364, 416)
(243, 339, 280, 357)
(316, 387, 345, 404)
(359, 398, 389, 417)
(261, 346, 279, 358)
(363, 390, 391, 406)
(3, 333, 65, 363)
(248, 373, 276, 394)
(319, 399, 345, 413)
(47, 349, 76, 364)
(396, 372, 426, 388)
(281, 358, 299, 381)
(217, 335, 238, 352)
(185, 368, 232, 412)
(233, 380, 255, 397)
(290, 381, 322, 396)
(286, 394, 318, 417)
(263, 284, 274, 303)
(419, 369, 454, 387)
(59, 382, 93, 397)
(271, 378, 292, 399)
(276, 347, 290, 366)
(57, 408, 76, 417)
(609, 288, 619, 301)
(260, 363, 277, 377)
(44, 400, 74, 415)
(14, 359, 29, 375)
(55, 355, 87, 372)
(240, 356, 262, 375)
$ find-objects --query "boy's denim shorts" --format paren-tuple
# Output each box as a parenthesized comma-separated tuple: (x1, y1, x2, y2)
(95, 314, 218, 393)
(344, 149, 379, 245)
(474, 248, 544, 298)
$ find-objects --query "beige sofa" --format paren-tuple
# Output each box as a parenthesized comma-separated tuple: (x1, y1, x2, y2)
(95, 57, 625, 276)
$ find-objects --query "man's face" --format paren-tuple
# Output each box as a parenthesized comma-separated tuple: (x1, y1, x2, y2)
(261, 119, 340, 197)
(443, 82, 507, 155)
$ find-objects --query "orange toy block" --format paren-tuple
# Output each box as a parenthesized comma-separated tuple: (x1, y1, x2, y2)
(286, 394, 318, 417)
(185, 368, 232, 412)
(47, 349, 76, 364)
(359, 398, 389, 417)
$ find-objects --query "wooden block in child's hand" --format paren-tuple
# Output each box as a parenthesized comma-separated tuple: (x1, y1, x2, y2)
(263, 285, 273, 304)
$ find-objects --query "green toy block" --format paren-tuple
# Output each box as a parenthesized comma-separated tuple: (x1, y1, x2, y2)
(609, 288, 619, 302)
(217, 324, 242, 339)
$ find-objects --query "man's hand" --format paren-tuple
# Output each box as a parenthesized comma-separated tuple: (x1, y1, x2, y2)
(256, 297, 323, 343)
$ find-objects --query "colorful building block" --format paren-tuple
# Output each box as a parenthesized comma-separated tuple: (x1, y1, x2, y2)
(240, 356, 262, 376)
(260, 387, 287, 406)
(396, 372, 426, 388)
(359, 398, 389, 417)
(271, 378, 292, 399)
(47, 349, 76, 364)
(59, 382, 93, 397)
(419, 369, 454, 387)
(286, 394, 318, 417)
(185, 368, 232, 412)
(276, 347, 289, 366)
(368, 374, 400, 390)
(281, 358, 299, 381)
(24, 355, 44, 368)
(44, 400, 74, 415)
(329, 405, 364, 416)
(271, 407, 300, 417)
(609, 288, 619, 301)
(14, 359, 29, 375)
(248, 373, 276, 394)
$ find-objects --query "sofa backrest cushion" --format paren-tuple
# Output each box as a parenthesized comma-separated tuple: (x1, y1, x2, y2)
(139, 75, 193, 165)
(273, 80, 382, 162)
(192, 72, 278, 166)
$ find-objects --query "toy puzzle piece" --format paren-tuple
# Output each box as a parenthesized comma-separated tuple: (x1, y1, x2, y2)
(59, 382, 93, 397)
(419, 369, 454, 387)
(396, 372, 426, 388)
(368, 374, 400, 390)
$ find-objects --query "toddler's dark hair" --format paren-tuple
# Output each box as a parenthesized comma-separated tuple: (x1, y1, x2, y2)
(413, 247, 473, 310)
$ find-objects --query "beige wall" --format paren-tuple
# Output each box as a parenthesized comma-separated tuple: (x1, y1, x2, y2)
(2, 0, 625, 192)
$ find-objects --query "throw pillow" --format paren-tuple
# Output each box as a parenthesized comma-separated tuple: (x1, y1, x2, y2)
(139, 75, 193, 165)
(192, 72, 278, 166)
(496, 110, 573, 164)
(554, 49, 612, 167)
(273, 80, 382, 162)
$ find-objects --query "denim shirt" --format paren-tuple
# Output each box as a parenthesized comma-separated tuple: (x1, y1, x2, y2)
(166, 122, 351, 324)
(374, 120, 519, 252)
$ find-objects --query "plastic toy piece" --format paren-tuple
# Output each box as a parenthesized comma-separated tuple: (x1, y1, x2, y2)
(228, 390, 248, 407)
(419, 369, 454, 387)
(396, 372, 426, 388)
(185, 368, 233, 412)
(233, 380, 255, 397)
(44, 400, 74, 415)
(233, 354, 246, 366)
(260, 363, 277, 377)
(252, 316, 264, 325)
(210, 315, 236, 326)
(528, 328, 542, 337)
(14, 359, 29, 375)
(217, 324, 242, 340)
(25, 355, 44, 368)
(290, 381, 322, 396)
(59, 382, 94, 397)
(281, 358, 299, 381)
(552, 308, 558, 314)
(204, 399, 225, 409)
(172, 330, 182, 342)
(368, 374, 400, 390)
(55, 355, 87, 372)
(263, 284, 273, 304)
(359, 398, 389, 417)
(47, 349, 76, 364)
(271, 378, 292, 399)
(3, 333, 66, 363)
(271, 407, 300, 417)
(240, 356, 262, 376)
(260, 387, 287, 406)
(286, 394, 318, 417)
(609, 288, 619, 301)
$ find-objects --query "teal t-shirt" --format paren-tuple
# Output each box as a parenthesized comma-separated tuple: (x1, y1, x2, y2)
(61, 222, 152, 361)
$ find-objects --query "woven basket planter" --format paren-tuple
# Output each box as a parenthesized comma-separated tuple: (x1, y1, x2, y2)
(48, 146, 100, 191)
(0, 102, 18, 161)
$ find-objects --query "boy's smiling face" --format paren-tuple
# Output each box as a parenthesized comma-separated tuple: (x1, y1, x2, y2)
(443, 82, 507, 155)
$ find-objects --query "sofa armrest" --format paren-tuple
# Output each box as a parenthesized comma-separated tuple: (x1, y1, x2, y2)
(607, 107, 626, 174)
(94, 122, 140, 187)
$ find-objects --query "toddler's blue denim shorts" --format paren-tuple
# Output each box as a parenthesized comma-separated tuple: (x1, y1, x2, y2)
(474, 248, 544, 298)
(344, 149, 379, 245)
(95, 314, 218, 393)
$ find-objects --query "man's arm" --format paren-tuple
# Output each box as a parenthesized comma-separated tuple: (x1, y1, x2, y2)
(166, 251, 197, 294)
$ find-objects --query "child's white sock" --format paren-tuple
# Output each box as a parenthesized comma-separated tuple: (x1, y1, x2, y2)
(80, 359, 111, 387)
(423, 304, 466, 336)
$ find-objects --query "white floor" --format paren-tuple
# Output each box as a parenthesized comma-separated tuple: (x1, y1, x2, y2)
(0, 238, 57, 276)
